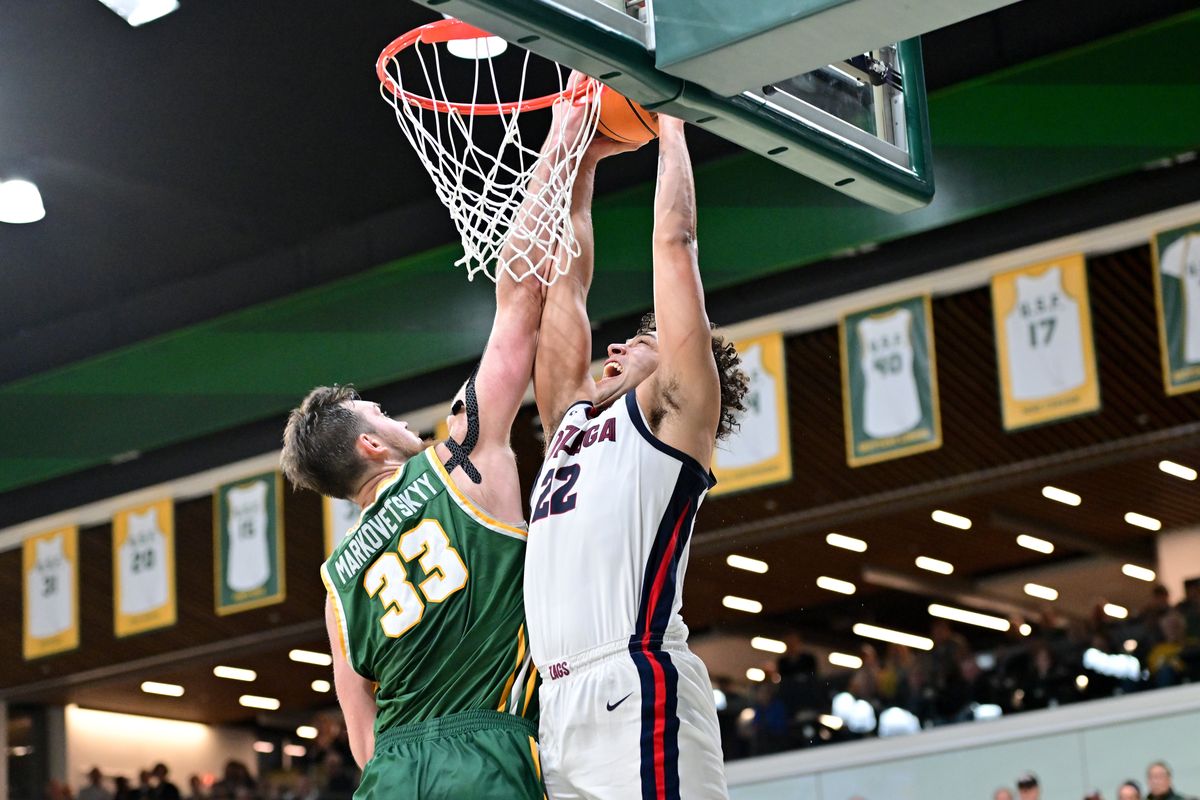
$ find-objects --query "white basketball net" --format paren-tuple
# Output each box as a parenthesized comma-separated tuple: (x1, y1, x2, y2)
(379, 35, 601, 285)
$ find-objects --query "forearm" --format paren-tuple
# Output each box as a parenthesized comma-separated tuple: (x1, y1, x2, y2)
(653, 118, 697, 246)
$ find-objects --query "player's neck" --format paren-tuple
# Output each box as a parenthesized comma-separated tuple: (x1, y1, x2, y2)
(352, 457, 411, 509)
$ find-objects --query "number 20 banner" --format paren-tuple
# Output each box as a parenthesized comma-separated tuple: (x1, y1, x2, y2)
(991, 254, 1100, 430)
(113, 498, 177, 638)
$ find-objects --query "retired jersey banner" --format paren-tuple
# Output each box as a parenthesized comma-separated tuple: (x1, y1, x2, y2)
(23, 526, 80, 659)
(840, 295, 942, 467)
(991, 254, 1100, 430)
(1153, 222, 1200, 395)
(711, 331, 792, 496)
(113, 498, 177, 638)
(323, 496, 360, 557)
(214, 472, 286, 615)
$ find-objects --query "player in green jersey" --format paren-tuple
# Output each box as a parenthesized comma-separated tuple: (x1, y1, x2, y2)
(280, 98, 601, 799)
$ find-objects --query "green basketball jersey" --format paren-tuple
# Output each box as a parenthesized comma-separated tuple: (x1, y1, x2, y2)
(321, 447, 537, 733)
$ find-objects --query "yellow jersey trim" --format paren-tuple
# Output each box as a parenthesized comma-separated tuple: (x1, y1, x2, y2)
(424, 448, 528, 539)
(497, 625, 527, 712)
(320, 563, 352, 665)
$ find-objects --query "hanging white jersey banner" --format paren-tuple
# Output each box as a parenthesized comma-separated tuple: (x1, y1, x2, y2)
(113, 498, 176, 637)
(711, 331, 792, 496)
(840, 295, 942, 467)
(991, 254, 1100, 430)
(1153, 222, 1200, 395)
(214, 472, 286, 615)
(323, 496, 361, 557)
(23, 526, 80, 659)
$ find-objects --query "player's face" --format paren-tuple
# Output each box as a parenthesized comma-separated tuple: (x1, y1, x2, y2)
(353, 401, 423, 457)
(598, 332, 659, 393)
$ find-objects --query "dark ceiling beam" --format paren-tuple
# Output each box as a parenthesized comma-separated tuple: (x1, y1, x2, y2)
(990, 510, 1155, 564)
(860, 565, 1061, 622)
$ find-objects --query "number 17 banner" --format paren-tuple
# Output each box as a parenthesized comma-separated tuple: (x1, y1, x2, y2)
(991, 253, 1100, 430)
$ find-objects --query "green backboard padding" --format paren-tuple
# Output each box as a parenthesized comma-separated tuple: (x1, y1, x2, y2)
(2, 11, 1198, 494)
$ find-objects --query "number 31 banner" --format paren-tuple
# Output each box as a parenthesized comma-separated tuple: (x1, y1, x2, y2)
(991, 254, 1100, 430)
(214, 472, 286, 615)
(840, 295, 942, 467)
(113, 498, 177, 637)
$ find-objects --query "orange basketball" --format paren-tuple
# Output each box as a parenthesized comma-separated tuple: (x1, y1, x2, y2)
(596, 84, 659, 144)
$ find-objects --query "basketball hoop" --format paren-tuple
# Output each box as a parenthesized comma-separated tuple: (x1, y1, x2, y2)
(377, 18, 602, 285)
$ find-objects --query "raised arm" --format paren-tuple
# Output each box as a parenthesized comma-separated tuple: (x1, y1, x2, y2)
(640, 117, 721, 465)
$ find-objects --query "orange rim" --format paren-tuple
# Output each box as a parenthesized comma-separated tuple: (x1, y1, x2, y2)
(377, 18, 592, 115)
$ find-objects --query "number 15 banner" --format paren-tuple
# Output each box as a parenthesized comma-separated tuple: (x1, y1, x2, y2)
(991, 254, 1100, 430)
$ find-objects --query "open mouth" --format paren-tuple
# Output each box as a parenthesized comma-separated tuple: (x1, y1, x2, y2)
(602, 360, 623, 379)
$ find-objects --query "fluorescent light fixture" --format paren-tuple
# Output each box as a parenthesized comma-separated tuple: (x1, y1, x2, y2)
(1042, 486, 1081, 506)
(140, 681, 184, 697)
(818, 714, 844, 730)
(311, 680, 332, 693)
(915, 556, 953, 575)
(828, 652, 863, 669)
(852, 623, 933, 651)
(751, 636, 786, 654)
(726, 554, 768, 574)
(282, 744, 307, 758)
(928, 603, 1010, 632)
(238, 695, 281, 711)
(1159, 460, 1197, 481)
(1023, 582, 1058, 601)
(1075, 674, 1089, 691)
(1101, 603, 1128, 619)
(95, 0, 180, 27)
(816, 576, 856, 595)
(746, 668, 766, 682)
(212, 666, 256, 682)
(0, 179, 46, 224)
(722, 595, 762, 614)
(1124, 512, 1161, 531)
(826, 533, 867, 552)
(446, 35, 509, 60)
(1019, 623, 1032, 636)
(1123, 639, 1137, 652)
(289, 649, 333, 666)
(1016, 534, 1054, 554)
(252, 741, 275, 754)
(296, 726, 318, 740)
(931, 510, 971, 530)
(1122, 563, 1156, 582)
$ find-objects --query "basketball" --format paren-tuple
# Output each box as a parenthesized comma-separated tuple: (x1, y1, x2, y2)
(596, 84, 659, 144)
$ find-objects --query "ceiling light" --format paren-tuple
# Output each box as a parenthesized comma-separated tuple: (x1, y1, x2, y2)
(1023, 582, 1058, 601)
(252, 742, 275, 754)
(1124, 512, 1161, 531)
(296, 726, 318, 740)
(1042, 486, 1081, 506)
(1123, 639, 1137, 653)
(915, 556, 953, 575)
(1122, 564, 1156, 582)
(746, 668, 766, 682)
(722, 595, 762, 614)
(739, 708, 756, 723)
(140, 681, 184, 697)
(726, 554, 768, 574)
(311, 680, 331, 693)
(1016, 534, 1054, 554)
(1103, 603, 1129, 619)
(1075, 674, 1089, 691)
(95, 0, 180, 27)
(818, 714, 844, 730)
(289, 649, 333, 666)
(1018, 623, 1032, 636)
(928, 603, 1010, 632)
(0, 179, 46, 224)
(826, 533, 867, 552)
(282, 744, 307, 758)
(816, 576, 856, 595)
(931, 510, 971, 530)
(213, 666, 256, 682)
(828, 652, 863, 669)
(852, 623, 933, 651)
(1159, 460, 1197, 481)
(238, 695, 281, 711)
(751, 636, 786, 654)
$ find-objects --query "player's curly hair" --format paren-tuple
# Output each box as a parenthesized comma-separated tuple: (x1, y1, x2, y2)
(636, 312, 749, 440)
(280, 384, 369, 499)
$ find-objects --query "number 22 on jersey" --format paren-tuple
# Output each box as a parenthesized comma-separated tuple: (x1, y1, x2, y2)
(363, 519, 468, 639)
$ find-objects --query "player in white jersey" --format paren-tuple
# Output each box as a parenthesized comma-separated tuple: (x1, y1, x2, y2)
(1003, 266, 1085, 400)
(858, 308, 921, 438)
(526, 116, 748, 800)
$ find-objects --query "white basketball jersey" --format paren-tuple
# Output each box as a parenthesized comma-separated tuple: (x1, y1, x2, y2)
(1161, 233, 1200, 363)
(858, 309, 921, 438)
(119, 508, 169, 615)
(1003, 266, 1086, 400)
(714, 343, 780, 469)
(27, 535, 73, 639)
(225, 482, 271, 592)
(524, 392, 715, 667)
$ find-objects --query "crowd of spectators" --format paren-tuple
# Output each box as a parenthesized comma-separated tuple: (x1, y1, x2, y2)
(990, 761, 1195, 800)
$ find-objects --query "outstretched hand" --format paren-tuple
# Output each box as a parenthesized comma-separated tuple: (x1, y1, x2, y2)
(585, 133, 647, 162)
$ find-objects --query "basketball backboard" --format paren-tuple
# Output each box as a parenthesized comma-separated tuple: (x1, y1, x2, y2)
(407, 0, 1014, 212)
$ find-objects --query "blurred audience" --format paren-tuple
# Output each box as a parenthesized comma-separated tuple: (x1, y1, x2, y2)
(1016, 771, 1041, 800)
(78, 768, 110, 800)
(1119, 780, 1143, 800)
(993, 789, 1014, 800)
(1146, 761, 1188, 800)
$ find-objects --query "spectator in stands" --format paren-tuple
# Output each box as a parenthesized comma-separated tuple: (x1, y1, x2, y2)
(1016, 772, 1041, 800)
(849, 644, 882, 707)
(993, 788, 1015, 800)
(112, 778, 135, 800)
(79, 768, 110, 800)
(778, 631, 818, 678)
(749, 679, 790, 755)
(879, 644, 918, 712)
(135, 770, 154, 800)
(712, 675, 751, 760)
(184, 776, 206, 800)
(1147, 761, 1188, 800)
(1016, 642, 1069, 710)
(151, 764, 180, 800)
(1119, 781, 1143, 800)
(776, 632, 824, 739)
(1140, 585, 1173, 634)
(1147, 611, 1188, 687)
(927, 620, 972, 723)
(1178, 579, 1200, 638)
(210, 762, 255, 799)
(45, 779, 73, 800)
